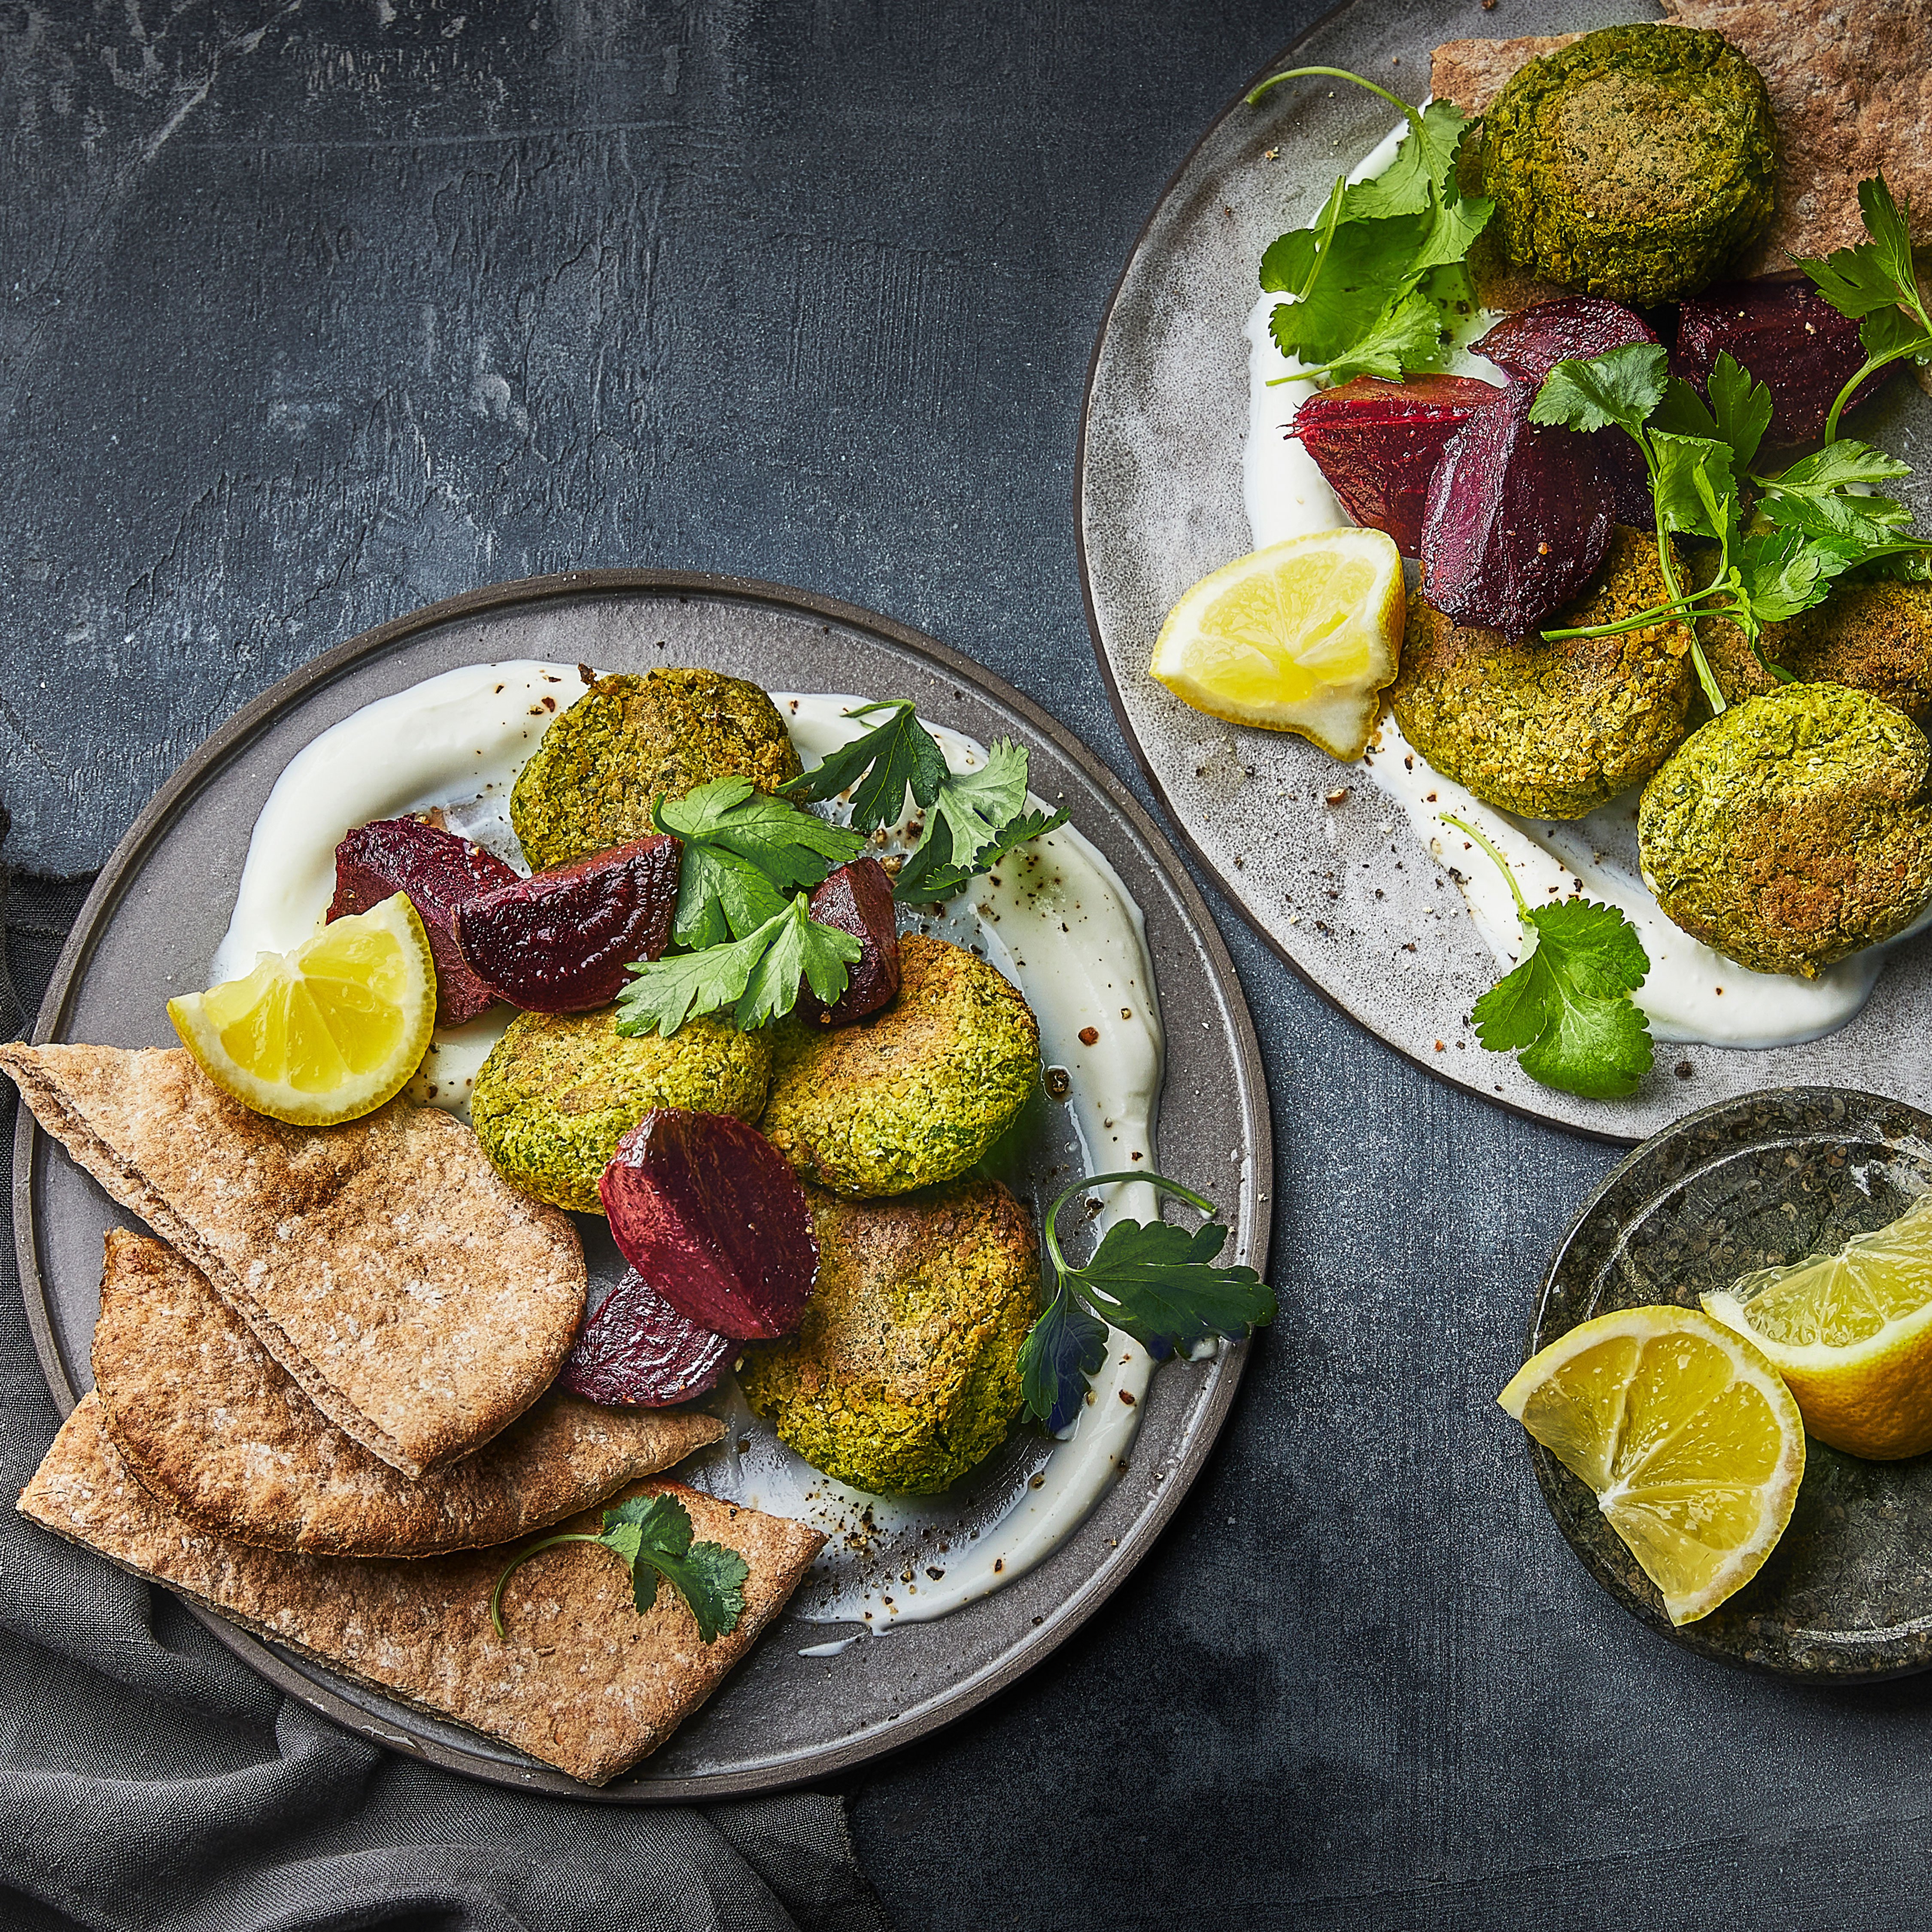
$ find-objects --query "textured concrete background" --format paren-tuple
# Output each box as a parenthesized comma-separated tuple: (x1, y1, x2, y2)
(6, 3, 1932, 1928)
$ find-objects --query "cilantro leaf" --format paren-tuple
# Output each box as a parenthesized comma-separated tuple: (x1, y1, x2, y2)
(1018, 1170, 1275, 1431)
(616, 894, 860, 1036)
(1446, 817, 1653, 1101)
(1340, 97, 1468, 219)
(1291, 286, 1444, 384)
(1650, 431, 1736, 544)
(1265, 211, 1428, 365)
(490, 1492, 750, 1646)
(784, 701, 949, 835)
(1530, 343, 1669, 439)
(894, 802, 1070, 903)
(656, 778, 863, 948)
(1406, 191, 1494, 278)
(1735, 526, 1860, 625)
(1018, 1279, 1109, 1436)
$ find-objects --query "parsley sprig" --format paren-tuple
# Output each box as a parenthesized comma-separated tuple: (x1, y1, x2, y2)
(1248, 68, 1492, 386)
(1794, 175, 1932, 444)
(1444, 816, 1653, 1101)
(490, 1492, 750, 1646)
(784, 702, 1068, 904)
(1529, 342, 1929, 692)
(1018, 1170, 1274, 1434)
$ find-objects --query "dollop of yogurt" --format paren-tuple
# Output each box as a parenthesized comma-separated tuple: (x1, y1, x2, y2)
(212, 663, 1170, 1626)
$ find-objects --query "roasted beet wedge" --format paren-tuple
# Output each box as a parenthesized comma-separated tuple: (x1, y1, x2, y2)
(1475, 297, 1657, 384)
(1291, 375, 1496, 556)
(562, 1267, 732, 1407)
(803, 857, 901, 1025)
(1675, 274, 1904, 447)
(328, 816, 517, 1027)
(456, 833, 680, 1014)
(1420, 382, 1617, 636)
(598, 1110, 817, 1342)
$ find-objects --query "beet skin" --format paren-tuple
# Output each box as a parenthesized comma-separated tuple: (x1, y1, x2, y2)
(598, 1110, 818, 1341)
(457, 833, 680, 1014)
(328, 817, 516, 1027)
(804, 857, 901, 1025)
(562, 1267, 732, 1407)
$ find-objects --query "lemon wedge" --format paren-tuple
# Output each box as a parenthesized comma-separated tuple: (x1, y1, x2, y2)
(1498, 1305, 1804, 1626)
(1702, 1196, 1932, 1460)
(167, 893, 437, 1125)
(1148, 529, 1404, 759)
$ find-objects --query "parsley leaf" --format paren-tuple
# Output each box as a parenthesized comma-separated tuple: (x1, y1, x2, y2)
(615, 893, 860, 1036)
(784, 700, 949, 835)
(1650, 355, 1772, 472)
(1018, 1170, 1275, 1432)
(655, 778, 863, 949)
(1650, 431, 1737, 545)
(1734, 526, 1861, 625)
(490, 1492, 750, 1646)
(1756, 440, 1915, 545)
(1445, 817, 1653, 1101)
(896, 803, 1070, 903)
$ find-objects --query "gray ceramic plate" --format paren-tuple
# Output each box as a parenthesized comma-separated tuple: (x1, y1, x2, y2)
(1528, 1088, 1932, 1678)
(13, 568, 1271, 1800)
(1076, 0, 1932, 1144)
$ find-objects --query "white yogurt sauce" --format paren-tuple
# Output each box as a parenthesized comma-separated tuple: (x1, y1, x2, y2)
(1241, 115, 1930, 1048)
(213, 663, 1170, 1627)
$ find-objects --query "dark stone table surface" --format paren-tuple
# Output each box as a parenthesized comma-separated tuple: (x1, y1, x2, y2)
(6, 3, 1932, 1926)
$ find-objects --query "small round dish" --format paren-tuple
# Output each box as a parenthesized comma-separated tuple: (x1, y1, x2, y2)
(1527, 1087, 1932, 1678)
(14, 568, 1272, 1799)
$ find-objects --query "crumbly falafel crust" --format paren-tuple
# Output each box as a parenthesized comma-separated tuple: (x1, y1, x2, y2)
(1479, 24, 1776, 304)
(1391, 526, 1699, 819)
(470, 1007, 773, 1212)
(758, 936, 1041, 1197)
(1639, 683, 1932, 977)
(738, 1179, 1038, 1494)
(511, 669, 803, 870)
(1707, 581, 1932, 723)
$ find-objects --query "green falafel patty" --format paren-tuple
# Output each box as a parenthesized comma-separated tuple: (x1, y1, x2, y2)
(1639, 683, 1932, 978)
(470, 1007, 773, 1212)
(511, 668, 803, 870)
(1706, 580, 1932, 724)
(739, 1179, 1037, 1494)
(759, 935, 1040, 1197)
(1480, 24, 1776, 304)
(1391, 526, 1699, 819)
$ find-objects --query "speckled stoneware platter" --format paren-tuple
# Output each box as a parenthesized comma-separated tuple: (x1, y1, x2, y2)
(1528, 1089, 1932, 1677)
(13, 569, 1270, 1800)
(1076, 0, 1932, 1143)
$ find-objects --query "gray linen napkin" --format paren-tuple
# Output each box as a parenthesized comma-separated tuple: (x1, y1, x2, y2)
(0, 865, 892, 1932)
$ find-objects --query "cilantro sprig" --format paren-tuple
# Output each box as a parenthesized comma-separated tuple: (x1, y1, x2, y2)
(1529, 341, 1929, 687)
(1247, 68, 1492, 386)
(617, 891, 860, 1036)
(784, 702, 1068, 904)
(1443, 816, 1653, 1101)
(1794, 176, 1932, 445)
(1018, 1170, 1274, 1434)
(654, 778, 863, 950)
(490, 1492, 750, 1646)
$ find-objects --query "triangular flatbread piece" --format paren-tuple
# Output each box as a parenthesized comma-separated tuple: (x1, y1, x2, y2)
(94, 1230, 723, 1557)
(1, 1043, 584, 1476)
(21, 1398, 826, 1786)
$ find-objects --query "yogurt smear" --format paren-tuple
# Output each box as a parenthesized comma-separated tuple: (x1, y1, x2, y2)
(212, 662, 1170, 1626)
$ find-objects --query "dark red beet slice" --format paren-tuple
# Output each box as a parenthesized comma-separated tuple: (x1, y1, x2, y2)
(1675, 273, 1904, 447)
(1475, 297, 1657, 385)
(598, 1110, 817, 1342)
(562, 1267, 732, 1407)
(1290, 374, 1496, 556)
(328, 816, 516, 1027)
(1421, 381, 1617, 636)
(456, 833, 680, 1014)
(802, 857, 901, 1026)
(1477, 300, 1657, 529)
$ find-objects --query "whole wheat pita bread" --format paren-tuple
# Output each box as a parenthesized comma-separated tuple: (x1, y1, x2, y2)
(1433, 7, 1932, 273)
(0, 1044, 584, 1476)
(92, 1229, 724, 1557)
(20, 1397, 825, 1786)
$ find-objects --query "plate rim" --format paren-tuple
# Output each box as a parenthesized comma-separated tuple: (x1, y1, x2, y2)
(1072, 3, 1653, 1148)
(1525, 1083, 1932, 1681)
(12, 564, 1274, 1801)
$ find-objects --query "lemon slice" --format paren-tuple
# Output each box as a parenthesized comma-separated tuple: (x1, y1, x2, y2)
(1498, 1306, 1804, 1626)
(167, 893, 437, 1125)
(1148, 529, 1404, 759)
(1703, 1196, 1932, 1460)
